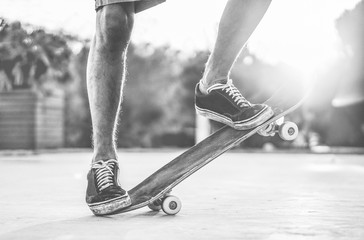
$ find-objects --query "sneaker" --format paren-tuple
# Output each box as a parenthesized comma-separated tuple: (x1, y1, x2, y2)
(86, 159, 131, 216)
(195, 79, 274, 130)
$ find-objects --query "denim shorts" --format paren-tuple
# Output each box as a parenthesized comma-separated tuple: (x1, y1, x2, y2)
(95, 0, 166, 13)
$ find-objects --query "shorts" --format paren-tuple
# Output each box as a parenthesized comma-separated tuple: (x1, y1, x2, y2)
(95, 0, 166, 13)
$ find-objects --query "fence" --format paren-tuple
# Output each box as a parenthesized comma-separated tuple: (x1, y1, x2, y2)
(0, 90, 64, 149)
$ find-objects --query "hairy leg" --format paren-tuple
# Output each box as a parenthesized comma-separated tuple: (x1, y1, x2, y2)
(201, 0, 272, 90)
(87, 3, 134, 162)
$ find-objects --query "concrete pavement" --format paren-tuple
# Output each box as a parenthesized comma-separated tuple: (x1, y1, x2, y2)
(0, 150, 363, 240)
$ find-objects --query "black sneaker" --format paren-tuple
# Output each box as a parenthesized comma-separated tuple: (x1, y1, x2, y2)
(86, 159, 131, 216)
(195, 79, 274, 130)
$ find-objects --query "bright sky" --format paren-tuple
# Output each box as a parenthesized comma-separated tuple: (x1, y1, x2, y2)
(0, 0, 361, 76)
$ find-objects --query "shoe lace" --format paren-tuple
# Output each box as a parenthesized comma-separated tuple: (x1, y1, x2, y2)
(91, 159, 118, 191)
(216, 80, 251, 108)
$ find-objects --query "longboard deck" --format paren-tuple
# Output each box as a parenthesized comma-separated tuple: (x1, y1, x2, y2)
(115, 83, 309, 214)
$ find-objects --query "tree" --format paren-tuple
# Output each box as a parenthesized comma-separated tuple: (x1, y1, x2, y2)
(0, 19, 73, 92)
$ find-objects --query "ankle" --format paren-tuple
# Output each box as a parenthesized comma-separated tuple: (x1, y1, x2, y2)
(198, 81, 209, 95)
(92, 151, 118, 163)
(202, 76, 228, 86)
(199, 77, 229, 94)
(202, 67, 229, 84)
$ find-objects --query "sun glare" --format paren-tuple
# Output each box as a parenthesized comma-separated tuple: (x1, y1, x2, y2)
(134, 0, 361, 88)
(249, 0, 361, 84)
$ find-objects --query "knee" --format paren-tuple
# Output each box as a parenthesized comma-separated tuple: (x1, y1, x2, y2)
(96, 4, 134, 51)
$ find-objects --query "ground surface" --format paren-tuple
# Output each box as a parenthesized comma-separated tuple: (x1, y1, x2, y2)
(0, 150, 363, 240)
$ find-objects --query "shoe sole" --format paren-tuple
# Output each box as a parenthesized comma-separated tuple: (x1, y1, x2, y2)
(195, 105, 274, 130)
(88, 194, 132, 216)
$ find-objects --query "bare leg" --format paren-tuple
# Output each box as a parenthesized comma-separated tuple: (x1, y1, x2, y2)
(195, 0, 274, 130)
(87, 3, 134, 162)
(86, 3, 135, 215)
(200, 0, 272, 91)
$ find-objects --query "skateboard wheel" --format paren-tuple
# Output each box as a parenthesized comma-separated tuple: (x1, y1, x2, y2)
(148, 201, 162, 211)
(278, 121, 298, 141)
(162, 195, 181, 215)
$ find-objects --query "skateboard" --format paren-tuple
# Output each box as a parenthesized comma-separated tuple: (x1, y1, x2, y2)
(115, 83, 309, 215)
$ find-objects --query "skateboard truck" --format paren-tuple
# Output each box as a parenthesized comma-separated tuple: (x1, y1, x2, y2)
(258, 117, 299, 141)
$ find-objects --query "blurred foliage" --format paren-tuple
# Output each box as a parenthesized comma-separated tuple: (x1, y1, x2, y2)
(304, 0, 364, 147)
(115, 44, 206, 147)
(336, 1, 364, 58)
(329, 0, 364, 146)
(65, 45, 92, 147)
(0, 19, 73, 92)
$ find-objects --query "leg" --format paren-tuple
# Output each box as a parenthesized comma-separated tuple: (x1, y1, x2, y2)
(195, 0, 274, 130)
(87, 3, 134, 161)
(201, 0, 272, 89)
(86, 3, 134, 216)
